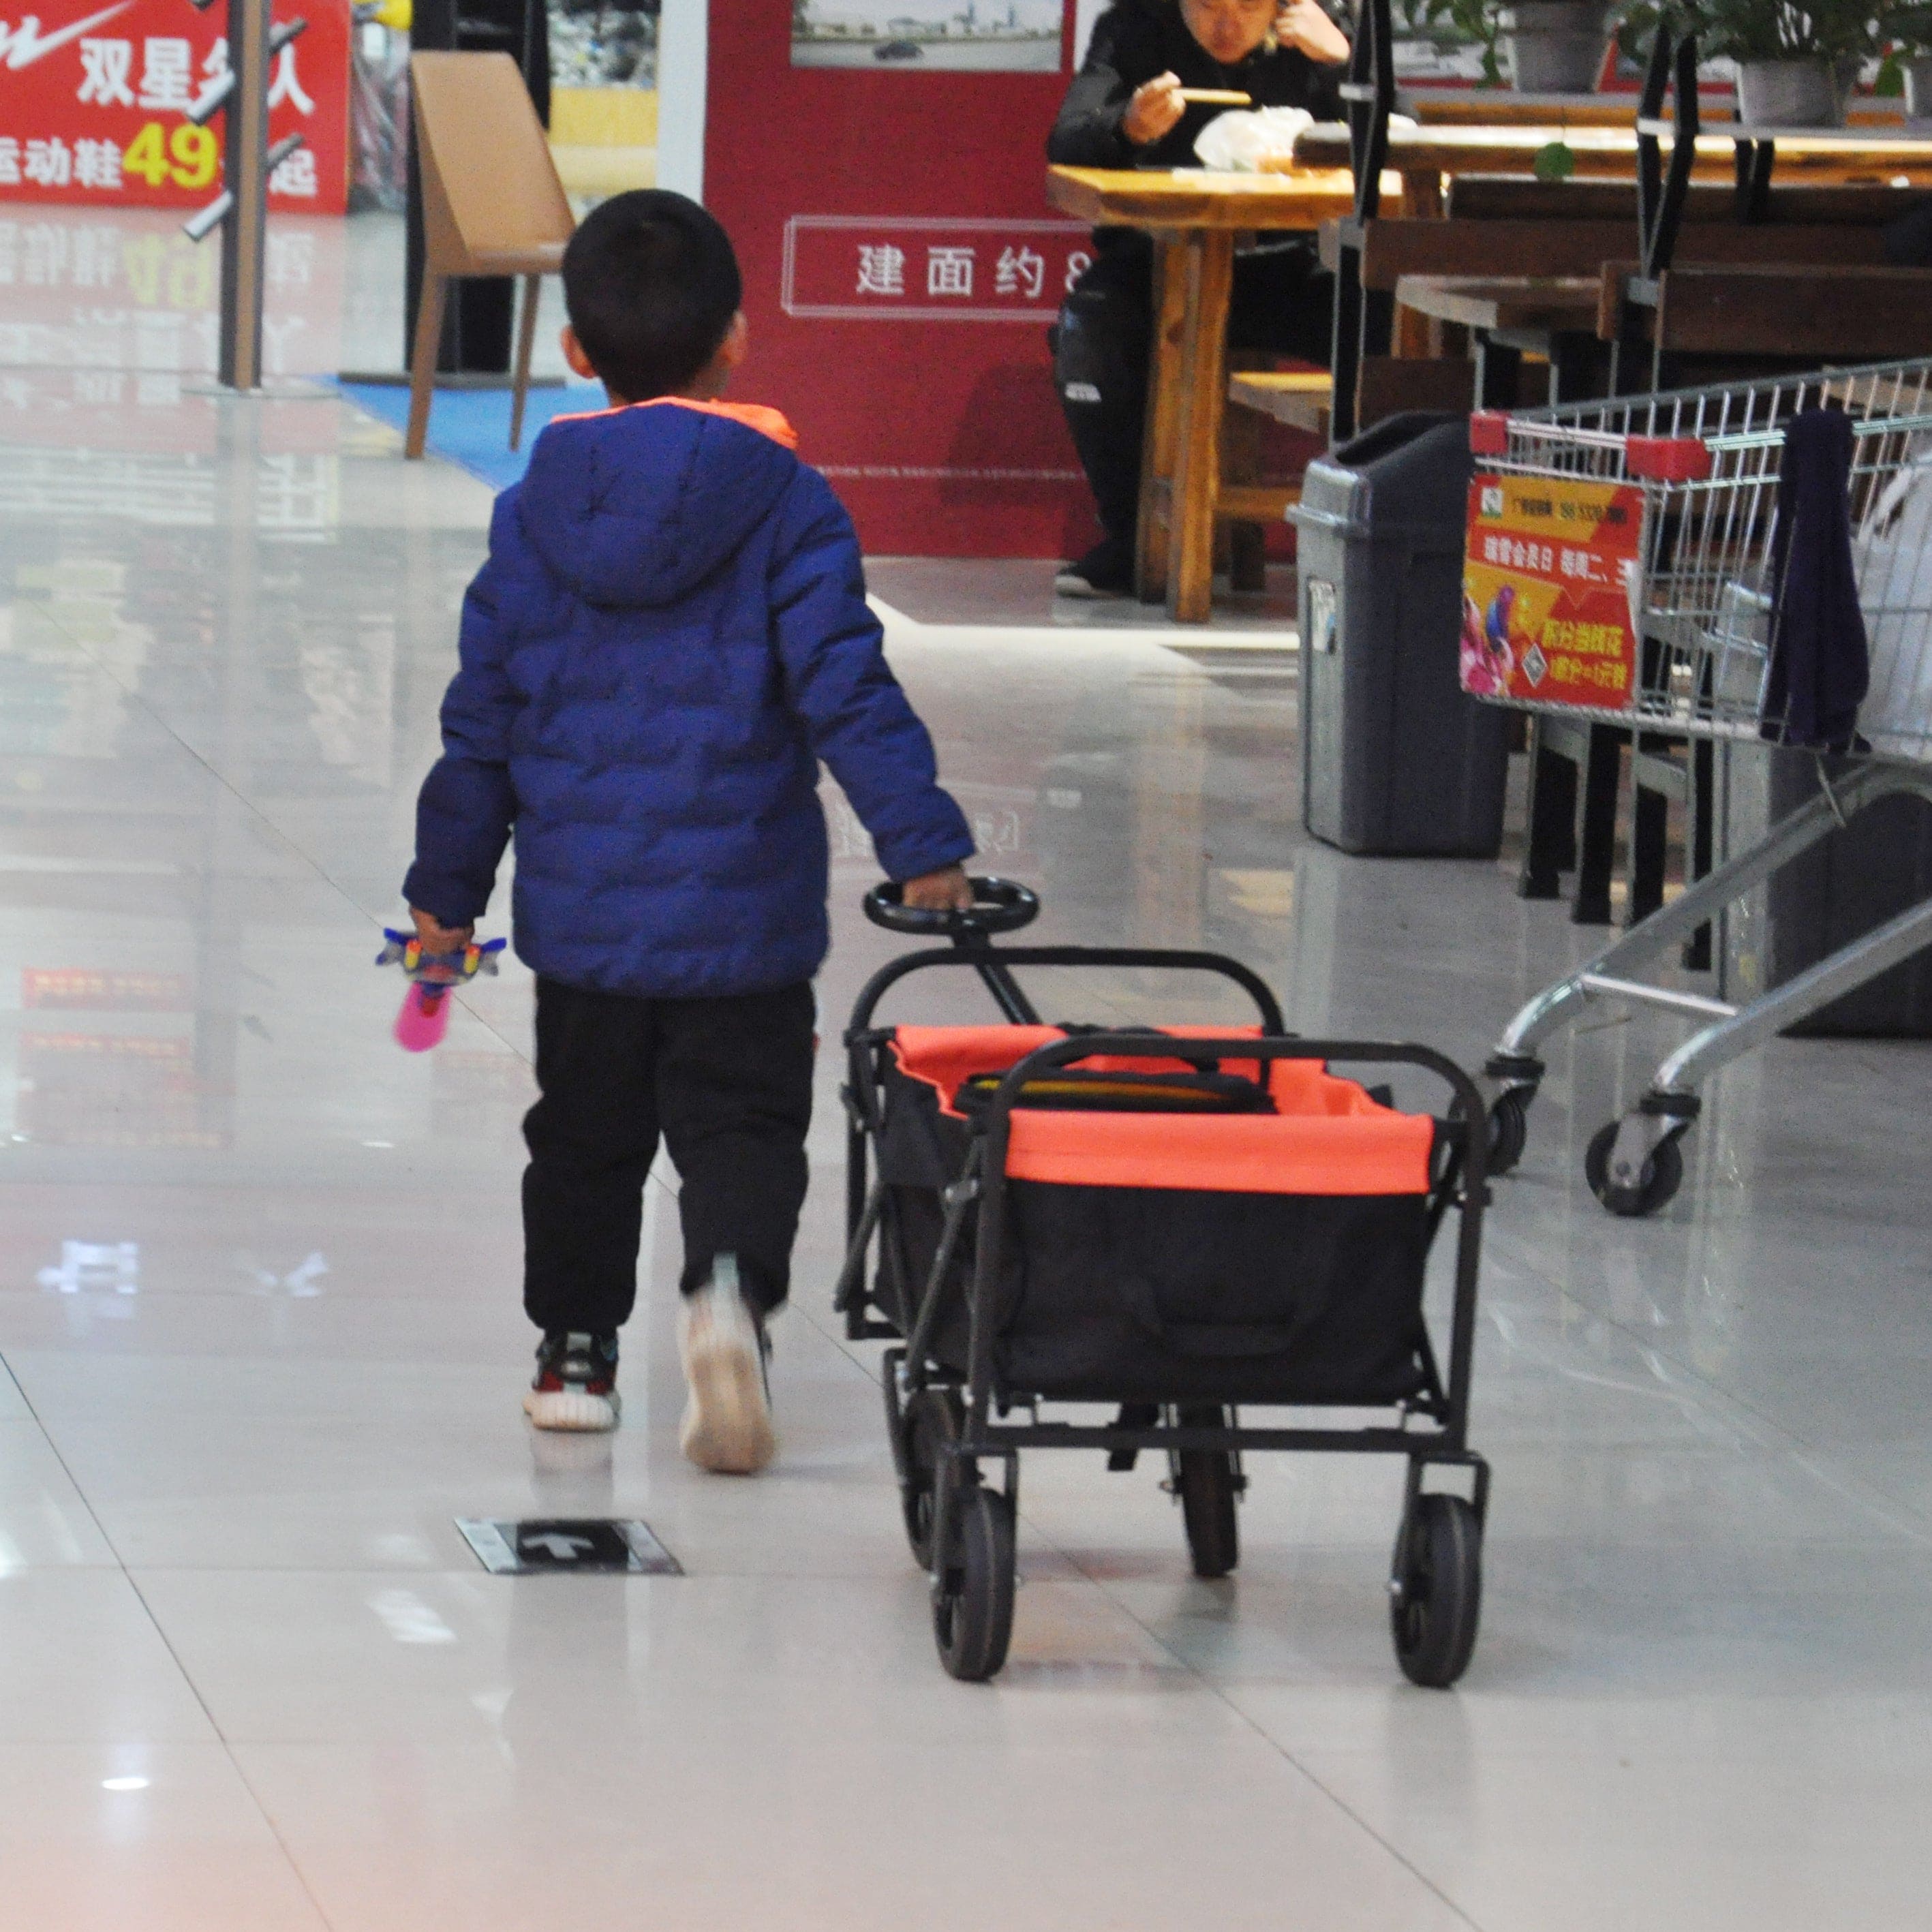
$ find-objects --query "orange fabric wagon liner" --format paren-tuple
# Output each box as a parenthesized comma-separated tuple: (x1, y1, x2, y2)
(888, 1026, 1435, 1198)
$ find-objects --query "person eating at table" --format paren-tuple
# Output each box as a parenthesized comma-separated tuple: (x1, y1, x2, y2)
(1047, 0, 1350, 598)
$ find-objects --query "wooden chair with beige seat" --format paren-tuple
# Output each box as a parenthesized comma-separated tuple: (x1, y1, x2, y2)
(407, 50, 577, 461)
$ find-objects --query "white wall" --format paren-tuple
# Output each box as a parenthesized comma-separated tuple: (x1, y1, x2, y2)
(655, 0, 709, 200)
(1073, 0, 1106, 67)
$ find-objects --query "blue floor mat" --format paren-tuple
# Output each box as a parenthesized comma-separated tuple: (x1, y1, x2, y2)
(335, 378, 607, 490)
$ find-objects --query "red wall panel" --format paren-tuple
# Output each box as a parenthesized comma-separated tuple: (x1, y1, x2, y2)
(703, 6, 1097, 558)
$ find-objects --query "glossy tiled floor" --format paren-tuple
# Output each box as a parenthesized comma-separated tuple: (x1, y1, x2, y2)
(3, 209, 1931, 1930)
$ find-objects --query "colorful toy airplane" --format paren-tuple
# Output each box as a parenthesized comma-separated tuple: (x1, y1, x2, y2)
(375, 928, 507, 1052)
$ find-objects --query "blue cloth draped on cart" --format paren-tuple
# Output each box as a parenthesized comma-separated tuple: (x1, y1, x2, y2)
(1765, 406, 1870, 751)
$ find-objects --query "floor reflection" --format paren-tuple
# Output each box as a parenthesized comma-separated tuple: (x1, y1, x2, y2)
(0, 209, 1929, 1931)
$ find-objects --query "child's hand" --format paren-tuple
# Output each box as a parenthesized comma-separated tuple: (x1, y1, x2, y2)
(900, 864, 976, 915)
(410, 906, 474, 980)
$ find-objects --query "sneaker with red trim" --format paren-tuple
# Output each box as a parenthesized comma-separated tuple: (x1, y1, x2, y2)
(523, 1331, 621, 1432)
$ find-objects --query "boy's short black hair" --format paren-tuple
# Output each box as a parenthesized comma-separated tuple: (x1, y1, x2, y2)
(562, 190, 743, 402)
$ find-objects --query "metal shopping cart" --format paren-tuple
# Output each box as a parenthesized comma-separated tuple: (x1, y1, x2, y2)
(1460, 358, 1932, 1215)
(834, 880, 1491, 1684)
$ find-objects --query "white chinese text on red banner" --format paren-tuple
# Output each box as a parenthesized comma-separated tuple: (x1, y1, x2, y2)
(0, 0, 348, 213)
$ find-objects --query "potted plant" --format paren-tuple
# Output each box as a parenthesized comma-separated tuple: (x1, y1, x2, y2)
(1887, 4, 1932, 117)
(1504, 2, 1615, 89)
(1616, 0, 1879, 125)
(1415, 0, 1613, 89)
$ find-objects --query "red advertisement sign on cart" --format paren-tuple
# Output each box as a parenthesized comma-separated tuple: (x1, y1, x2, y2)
(0, 0, 348, 213)
(1462, 473, 1644, 708)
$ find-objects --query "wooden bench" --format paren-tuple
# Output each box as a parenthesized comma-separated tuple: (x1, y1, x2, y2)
(1642, 263, 1932, 361)
(1334, 215, 1901, 425)
(1201, 357, 1327, 594)
(1227, 369, 1332, 436)
(407, 50, 576, 461)
(1601, 260, 1932, 395)
(1359, 215, 1890, 282)
(1446, 176, 1927, 224)
(1394, 273, 1602, 405)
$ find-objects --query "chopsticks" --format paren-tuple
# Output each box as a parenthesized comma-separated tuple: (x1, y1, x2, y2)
(1177, 88, 1252, 104)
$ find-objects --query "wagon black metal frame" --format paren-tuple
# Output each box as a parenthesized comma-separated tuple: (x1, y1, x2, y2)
(833, 883, 1494, 1683)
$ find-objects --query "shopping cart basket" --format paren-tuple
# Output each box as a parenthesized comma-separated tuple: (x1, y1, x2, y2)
(834, 878, 1491, 1684)
(1460, 358, 1932, 1215)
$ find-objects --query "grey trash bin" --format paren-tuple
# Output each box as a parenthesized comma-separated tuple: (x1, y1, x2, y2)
(1721, 743, 1932, 1036)
(1289, 412, 1509, 857)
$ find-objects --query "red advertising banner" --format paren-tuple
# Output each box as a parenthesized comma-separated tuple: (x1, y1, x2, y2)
(704, 7, 1093, 558)
(0, 0, 349, 214)
(1462, 472, 1644, 707)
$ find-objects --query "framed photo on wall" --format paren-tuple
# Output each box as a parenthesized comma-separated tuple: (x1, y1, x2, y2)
(791, 1, 1066, 72)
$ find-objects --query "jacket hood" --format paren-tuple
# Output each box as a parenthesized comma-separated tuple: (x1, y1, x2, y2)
(517, 400, 803, 608)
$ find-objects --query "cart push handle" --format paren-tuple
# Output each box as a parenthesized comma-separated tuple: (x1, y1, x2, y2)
(864, 875, 1041, 939)
(1469, 410, 1713, 482)
(864, 876, 1042, 1024)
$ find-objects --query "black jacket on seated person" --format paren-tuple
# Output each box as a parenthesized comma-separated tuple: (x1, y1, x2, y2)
(1048, 0, 1345, 190)
(1046, 1, 1346, 551)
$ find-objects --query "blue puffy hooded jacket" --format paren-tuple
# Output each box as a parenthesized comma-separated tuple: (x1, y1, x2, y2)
(402, 399, 975, 998)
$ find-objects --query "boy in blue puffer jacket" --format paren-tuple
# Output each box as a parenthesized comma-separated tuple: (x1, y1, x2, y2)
(401, 191, 975, 1472)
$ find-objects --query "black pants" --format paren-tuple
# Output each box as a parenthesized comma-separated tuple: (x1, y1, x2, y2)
(522, 978, 816, 1332)
(1053, 235, 1336, 545)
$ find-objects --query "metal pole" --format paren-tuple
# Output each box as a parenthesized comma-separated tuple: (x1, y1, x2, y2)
(219, 0, 271, 390)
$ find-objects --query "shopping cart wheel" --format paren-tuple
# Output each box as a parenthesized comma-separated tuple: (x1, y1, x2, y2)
(1488, 1091, 1531, 1176)
(1389, 1492, 1482, 1689)
(1175, 1404, 1240, 1579)
(932, 1483, 1015, 1683)
(898, 1386, 963, 1570)
(1584, 1120, 1684, 1218)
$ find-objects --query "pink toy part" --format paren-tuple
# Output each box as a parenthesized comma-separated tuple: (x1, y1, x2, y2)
(394, 980, 452, 1054)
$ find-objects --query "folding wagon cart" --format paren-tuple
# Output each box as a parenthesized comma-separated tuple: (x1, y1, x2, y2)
(833, 880, 1492, 1684)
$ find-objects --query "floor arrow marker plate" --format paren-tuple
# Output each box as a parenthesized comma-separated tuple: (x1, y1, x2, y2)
(455, 1518, 681, 1576)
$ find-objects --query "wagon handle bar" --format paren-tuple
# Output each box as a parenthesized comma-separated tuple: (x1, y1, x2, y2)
(864, 875, 1039, 938)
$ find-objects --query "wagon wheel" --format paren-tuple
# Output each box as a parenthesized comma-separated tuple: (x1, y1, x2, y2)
(1174, 1402, 1241, 1579)
(1389, 1491, 1483, 1689)
(897, 1384, 963, 1571)
(932, 1482, 1015, 1682)
(1584, 1120, 1684, 1218)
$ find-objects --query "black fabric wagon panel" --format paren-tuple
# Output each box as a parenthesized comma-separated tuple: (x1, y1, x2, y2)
(877, 1058, 970, 1191)
(996, 1180, 1431, 1405)
(873, 1060, 985, 1362)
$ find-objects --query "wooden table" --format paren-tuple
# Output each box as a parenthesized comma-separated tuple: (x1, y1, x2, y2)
(1046, 164, 1387, 623)
(1400, 90, 1642, 127)
(1394, 273, 1603, 403)
(1396, 89, 1912, 127)
(1293, 120, 1932, 182)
